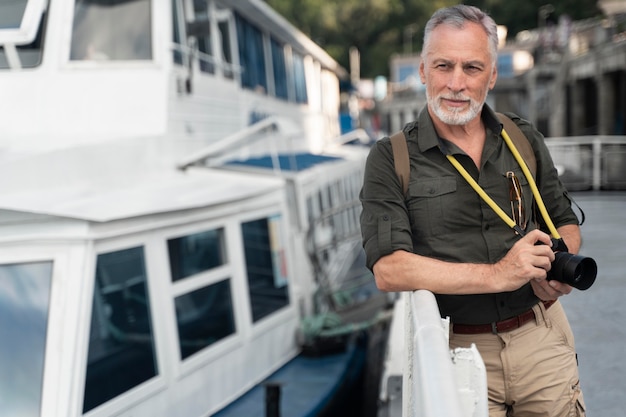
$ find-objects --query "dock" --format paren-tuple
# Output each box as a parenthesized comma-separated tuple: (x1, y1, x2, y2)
(559, 191, 626, 417)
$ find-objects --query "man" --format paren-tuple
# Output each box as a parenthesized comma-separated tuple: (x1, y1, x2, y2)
(360, 5, 585, 417)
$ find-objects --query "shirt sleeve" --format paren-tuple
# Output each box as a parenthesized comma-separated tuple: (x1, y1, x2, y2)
(516, 117, 580, 229)
(359, 137, 415, 270)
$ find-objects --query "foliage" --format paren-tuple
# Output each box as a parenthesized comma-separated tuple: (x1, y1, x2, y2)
(265, 0, 602, 78)
(466, 0, 601, 37)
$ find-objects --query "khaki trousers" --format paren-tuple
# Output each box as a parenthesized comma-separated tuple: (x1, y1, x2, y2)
(450, 301, 586, 417)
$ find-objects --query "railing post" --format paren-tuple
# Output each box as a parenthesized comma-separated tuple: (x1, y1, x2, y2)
(265, 382, 281, 417)
(592, 137, 603, 191)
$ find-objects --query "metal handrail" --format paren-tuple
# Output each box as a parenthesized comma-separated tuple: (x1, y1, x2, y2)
(170, 42, 243, 76)
(544, 135, 626, 191)
(405, 290, 488, 417)
(405, 290, 465, 416)
(176, 116, 298, 171)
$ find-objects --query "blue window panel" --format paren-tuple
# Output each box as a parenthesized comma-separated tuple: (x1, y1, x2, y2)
(235, 13, 267, 92)
(293, 52, 308, 104)
(271, 37, 288, 100)
(168, 229, 227, 282)
(174, 280, 236, 359)
(83, 247, 157, 413)
(242, 216, 289, 322)
(0, 261, 52, 417)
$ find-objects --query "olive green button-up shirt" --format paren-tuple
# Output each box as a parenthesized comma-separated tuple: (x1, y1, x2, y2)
(360, 105, 579, 324)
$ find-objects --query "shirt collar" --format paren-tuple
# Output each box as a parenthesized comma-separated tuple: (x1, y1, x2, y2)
(413, 103, 502, 155)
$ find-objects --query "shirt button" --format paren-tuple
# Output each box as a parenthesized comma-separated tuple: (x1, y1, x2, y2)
(428, 188, 435, 194)
(382, 214, 390, 221)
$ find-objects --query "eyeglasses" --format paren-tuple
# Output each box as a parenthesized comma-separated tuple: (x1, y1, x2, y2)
(506, 171, 526, 230)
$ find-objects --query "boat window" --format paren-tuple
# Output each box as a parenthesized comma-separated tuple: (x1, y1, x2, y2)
(191, 0, 214, 74)
(242, 215, 289, 322)
(171, 0, 184, 65)
(271, 37, 288, 100)
(70, 0, 152, 61)
(167, 228, 226, 282)
(83, 247, 157, 413)
(0, 261, 52, 417)
(0, 8, 47, 69)
(174, 279, 236, 359)
(0, 0, 28, 28)
(235, 13, 267, 93)
(218, 19, 234, 79)
(293, 52, 308, 104)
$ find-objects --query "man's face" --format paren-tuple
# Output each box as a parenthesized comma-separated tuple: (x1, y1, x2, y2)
(419, 22, 497, 126)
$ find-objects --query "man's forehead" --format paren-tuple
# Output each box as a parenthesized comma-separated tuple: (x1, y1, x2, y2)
(424, 23, 492, 60)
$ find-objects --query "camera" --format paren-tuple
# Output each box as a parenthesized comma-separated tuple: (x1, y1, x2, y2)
(546, 238, 597, 291)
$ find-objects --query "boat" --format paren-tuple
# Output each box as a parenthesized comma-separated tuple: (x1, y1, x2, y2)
(0, 1, 390, 416)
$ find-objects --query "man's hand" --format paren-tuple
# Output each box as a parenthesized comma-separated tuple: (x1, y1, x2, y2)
(531, 277, 573, 300)
(493, 229, 556, 292)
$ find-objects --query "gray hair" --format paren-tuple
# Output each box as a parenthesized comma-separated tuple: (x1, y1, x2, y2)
(422, 5, 499, 62)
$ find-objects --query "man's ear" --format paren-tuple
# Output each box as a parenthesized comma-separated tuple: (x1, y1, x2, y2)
(489, 64, 498, 90)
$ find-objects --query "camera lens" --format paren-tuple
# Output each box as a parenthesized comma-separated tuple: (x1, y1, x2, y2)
(550, 252, 597, 290)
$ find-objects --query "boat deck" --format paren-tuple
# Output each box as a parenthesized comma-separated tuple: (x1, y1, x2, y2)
(559, 191, 626, 417)
(212, 340, 366, 417)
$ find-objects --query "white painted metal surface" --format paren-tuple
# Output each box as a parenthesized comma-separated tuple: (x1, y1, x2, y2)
(0, 1, 373, 417)
(377, 291, 488, 417)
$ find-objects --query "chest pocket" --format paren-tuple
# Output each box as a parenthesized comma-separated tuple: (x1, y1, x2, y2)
(407, 177, 457, 237)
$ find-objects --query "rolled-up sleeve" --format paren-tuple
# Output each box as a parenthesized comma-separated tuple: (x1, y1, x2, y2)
(359, 138, 415, 270)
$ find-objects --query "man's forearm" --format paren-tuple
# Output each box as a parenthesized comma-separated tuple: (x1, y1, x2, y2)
(556, 223, 581, 254)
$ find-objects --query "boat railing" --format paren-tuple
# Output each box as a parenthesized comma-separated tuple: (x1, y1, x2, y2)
(170, 41, 243, 79)
(544, 135, 626, 191)
(176, 112, 373, 172)
(177, 116, 299, 171)
(333, 128, 371, 146)
(379, 291, 488, 417)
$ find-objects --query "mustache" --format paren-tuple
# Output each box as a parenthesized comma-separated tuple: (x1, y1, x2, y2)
(439, 93, 471, 101)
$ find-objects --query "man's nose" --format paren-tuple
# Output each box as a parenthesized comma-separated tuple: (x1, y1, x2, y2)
(447, 68, 466, 92)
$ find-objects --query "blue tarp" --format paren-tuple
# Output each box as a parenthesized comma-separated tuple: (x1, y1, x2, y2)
(227, 153, 342, 173)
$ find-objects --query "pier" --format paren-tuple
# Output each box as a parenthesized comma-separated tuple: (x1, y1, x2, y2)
(560, 191, 626, 417)
(377, 191, 626, 417)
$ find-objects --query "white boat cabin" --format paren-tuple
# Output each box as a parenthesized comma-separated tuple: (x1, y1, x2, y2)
(0, 1, 373, 417)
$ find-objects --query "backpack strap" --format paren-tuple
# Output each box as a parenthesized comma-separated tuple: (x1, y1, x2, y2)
(496, 112, 536, 178)
(390, 130, 410, 196)
(390, 113, 537, 196)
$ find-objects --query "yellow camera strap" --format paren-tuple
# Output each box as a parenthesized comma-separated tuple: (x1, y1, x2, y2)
(446, 128, 561, 239)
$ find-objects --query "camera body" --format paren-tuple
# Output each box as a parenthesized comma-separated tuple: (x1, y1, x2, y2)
(546, 238, 597, 290)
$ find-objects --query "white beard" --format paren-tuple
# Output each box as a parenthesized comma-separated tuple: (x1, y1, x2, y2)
(426, 89, 489, 125)
(426, 72, 489, 126)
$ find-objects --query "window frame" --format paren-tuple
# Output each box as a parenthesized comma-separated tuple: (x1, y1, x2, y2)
(0, 243, 82, 417)
(0, 0, 46, 45)
(81, 236, 167, 417)
(62, 0, 160, 68)
(79, 200, 295, 412)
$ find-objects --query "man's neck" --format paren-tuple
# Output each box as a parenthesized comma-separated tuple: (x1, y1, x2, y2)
(429, 107, 485, 143)
(429, 107, 487, 169)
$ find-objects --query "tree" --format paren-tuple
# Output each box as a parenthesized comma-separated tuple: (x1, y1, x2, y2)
(466, 0, 601, 37)
(266, 0, 602, 78)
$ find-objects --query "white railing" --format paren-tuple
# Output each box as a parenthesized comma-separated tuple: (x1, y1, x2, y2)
(545, 135, 626, 191)
(405, 290, 488, 417)
(176, 116, 301, 171)
(378, 291, 488, 417)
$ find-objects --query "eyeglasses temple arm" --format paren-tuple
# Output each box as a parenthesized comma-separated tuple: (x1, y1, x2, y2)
(501, 129, 561, 240)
